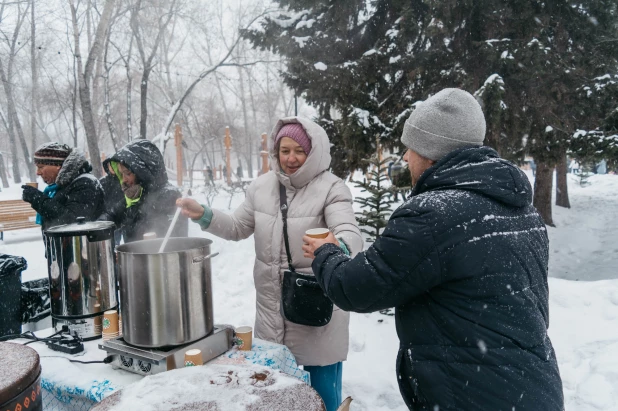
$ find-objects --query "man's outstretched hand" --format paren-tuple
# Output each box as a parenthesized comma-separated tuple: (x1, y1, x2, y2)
(302, 232, 338, 259)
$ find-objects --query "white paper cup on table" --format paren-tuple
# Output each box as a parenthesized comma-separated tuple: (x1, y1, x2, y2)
(184, 349, 203, 366)
(305, 228, 330, 239)
(102, 310, 119, 341)
(94, 304, 102, 335)
(235, 326, 253, 351)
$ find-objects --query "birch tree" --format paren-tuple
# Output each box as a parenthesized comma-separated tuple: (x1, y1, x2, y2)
(69, 0, 116, 177)
(0, 0, 35, 183)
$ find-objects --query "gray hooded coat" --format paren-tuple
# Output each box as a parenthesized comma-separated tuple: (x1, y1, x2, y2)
(204, 117, 363, 366)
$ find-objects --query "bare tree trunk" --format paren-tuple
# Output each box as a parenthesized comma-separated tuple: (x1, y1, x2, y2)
(0, 152, 9, 188)
(30, 0, 39, 152)
(130, 0, 177, 139)
(86, 0, 93, 50)
(0, 109, 20, 184)
(138, 68, 151, 139)
(71, 73, 78, 148)
(69, 0, 116, 177)
(0, 101, 21, 183)
(237, 65, 253, 178)
(555, 153, 570, 208)
(0, 62, 36, 182)
(0, 1, 35, 182)
(103, 29, 118, 151)
(125, 38, 134, 142)
(92, 53, 104, 141)
(533, 160, 555, 226)
(246, 67, 262, 178)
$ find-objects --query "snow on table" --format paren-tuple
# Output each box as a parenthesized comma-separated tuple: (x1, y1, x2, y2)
(91, 364, 324, 411)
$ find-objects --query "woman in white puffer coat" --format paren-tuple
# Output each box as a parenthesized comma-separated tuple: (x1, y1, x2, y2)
(177, 116, 363, 411)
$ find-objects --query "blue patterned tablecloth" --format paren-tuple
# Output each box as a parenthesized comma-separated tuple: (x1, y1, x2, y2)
(41, 377, 117, 411)
(210, 338, 310, 384)
(29, 334, 309, 411)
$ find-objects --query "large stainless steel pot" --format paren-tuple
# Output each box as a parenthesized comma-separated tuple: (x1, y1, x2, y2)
(116, 237, 217, 348)
(44, 218, 117, 340)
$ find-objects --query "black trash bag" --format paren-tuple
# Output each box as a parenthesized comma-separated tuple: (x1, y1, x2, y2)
(0, 253, 27, 337)
(21, 278, 50, 324)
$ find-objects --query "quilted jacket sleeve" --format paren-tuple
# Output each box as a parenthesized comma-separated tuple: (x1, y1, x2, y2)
(205, 181, 256, 241)
(312, 205, 442, 313)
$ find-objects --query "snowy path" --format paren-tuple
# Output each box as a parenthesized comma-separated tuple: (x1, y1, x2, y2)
(548, 174, 618, 281)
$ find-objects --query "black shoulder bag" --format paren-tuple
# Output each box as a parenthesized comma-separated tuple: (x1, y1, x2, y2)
(279, 183, 333, 327)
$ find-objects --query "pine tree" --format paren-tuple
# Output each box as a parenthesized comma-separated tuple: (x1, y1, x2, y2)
(352, 154, 395, 242)
(248, 0, 618, 224)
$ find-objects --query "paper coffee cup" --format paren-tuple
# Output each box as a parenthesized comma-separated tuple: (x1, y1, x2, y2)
(184, 349, 203, 366)
(25, 182, 38, 189)
(103, 310, 119, 334)
(235, 326, 253, 351)
(94, 304, 102, 335)
(94, 316, 102, 336)
(305, 228, 330, 239)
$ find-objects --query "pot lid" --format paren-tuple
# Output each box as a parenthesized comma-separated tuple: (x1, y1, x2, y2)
(45, 217, 115, 239)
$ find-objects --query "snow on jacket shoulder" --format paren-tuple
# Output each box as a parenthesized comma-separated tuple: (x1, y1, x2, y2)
(312, 146, 564, 410)
(100, 140, 187, 242)
(204, 117, 363, 366)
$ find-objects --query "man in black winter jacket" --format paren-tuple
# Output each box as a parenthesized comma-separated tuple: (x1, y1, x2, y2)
(98, 140, 188, 243)
(303, 89, 564, 410)
(22, 142, 104, 231)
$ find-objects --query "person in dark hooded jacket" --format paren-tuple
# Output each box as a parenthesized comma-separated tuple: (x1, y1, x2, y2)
(303, 89, 564, 410)
(98, 140, 188, 242)
(99, 160, 126, 244)
(22, 142, 104, 231)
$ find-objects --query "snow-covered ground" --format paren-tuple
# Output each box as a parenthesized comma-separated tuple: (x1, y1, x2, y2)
(1, 171, 617, 410)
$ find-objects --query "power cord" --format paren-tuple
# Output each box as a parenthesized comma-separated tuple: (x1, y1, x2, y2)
(40, 355, 114, 364)
(0, 328, 64, 344)
(0, 326, 85, 354)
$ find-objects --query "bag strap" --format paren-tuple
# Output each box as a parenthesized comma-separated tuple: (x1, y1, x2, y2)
(279, 183, 295, 272)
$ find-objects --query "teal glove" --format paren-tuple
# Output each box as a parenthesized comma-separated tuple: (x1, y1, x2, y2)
(337, 238, 350, 256)
(192, 204, 213, 230)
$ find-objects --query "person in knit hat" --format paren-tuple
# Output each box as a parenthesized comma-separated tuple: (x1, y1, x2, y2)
(303, 89, 564, 410)
(177, 117, 362, 411)
(275, 123, 311, 156)
(22, 142, 104, 231)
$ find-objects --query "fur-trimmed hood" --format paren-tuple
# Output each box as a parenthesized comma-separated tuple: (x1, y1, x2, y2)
(55, 149, 93, 187)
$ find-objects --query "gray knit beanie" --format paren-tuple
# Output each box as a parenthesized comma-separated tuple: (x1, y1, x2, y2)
(400, 88, 486, 161)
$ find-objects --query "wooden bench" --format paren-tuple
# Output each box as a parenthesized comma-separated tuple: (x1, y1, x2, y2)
(0, 199, 39, 240)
